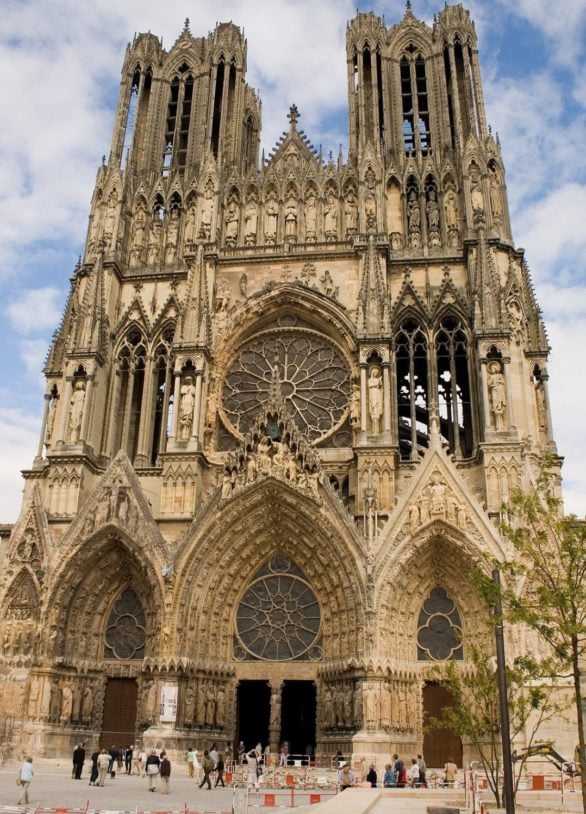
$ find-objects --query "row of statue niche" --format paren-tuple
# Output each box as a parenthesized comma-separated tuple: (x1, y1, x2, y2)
(321, 680, 417, 732)
(145, 679, 227, 728)
(408, 474, 467, 529)
(2, 623, 35, 658)
(221, 435, 322, 499)
(29, 674, 96, 726)
(82, 483, 141, 538)
(348, 366, 384, 436)
(470, 164, 504, 223)
(402, 186, 460, 250)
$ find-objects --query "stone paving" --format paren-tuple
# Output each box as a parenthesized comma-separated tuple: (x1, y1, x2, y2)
(0, 764, 583, 814)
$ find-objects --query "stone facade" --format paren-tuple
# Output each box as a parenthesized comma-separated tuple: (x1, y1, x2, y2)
(0, 6, 571, 765)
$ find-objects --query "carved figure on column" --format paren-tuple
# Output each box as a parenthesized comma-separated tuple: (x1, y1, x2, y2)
(147, 220, 162, 265)
(426, 189, 441, 246)
(345, 189, 357, 237)
(324, 192, 338, 240)
(269, 686, 281, 727)
(407, 190, 421, 247)
(284, 193, 298, 242)
(244, 199, 258, 245)
(264, 193, 278, 244)
(365, 168, 377, 232)
(103, 191, 117, 239)
(363, 683, 377, 730)
(130, 203, 147, 266)
(50, 679, 61, 722)
(444, 189, 459, 246)
(535, 379, 548, 434)
(470, 170, 484, 213)
(305, 192, 317, 241)
(60, 682, 73, 724)
(68, 380, 86, 444)
(205, 685, 216, 726)
(216, 685, 226, 727)
(184, 202, 197, 248)
(81, 684, 94, 724)
(178, 376, 196, 440)
(165, 207, 180, 263)
(489, 165, 502, 221)
(199, 184, 215, 241)
(224, 198, 239, 247)
(367, 366, 383, 435)
(487, 361, 507, 431)
(429, 474, 447, 518)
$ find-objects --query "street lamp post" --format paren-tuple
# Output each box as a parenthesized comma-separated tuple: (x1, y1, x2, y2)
(492, 568, 515, 814)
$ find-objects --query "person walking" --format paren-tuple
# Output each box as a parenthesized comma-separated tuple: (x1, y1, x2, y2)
(89, 749, 99, 785)
(17, 757, 34, 805)
(199, 750, 214, 790)
(146, 750, 160, 791)
(159, 751, 171, 794)
(187, 747, 195, 778)
(417, 753, 427, 787)
(215, 752, 225, 787)
(97, 749, 110, 787)
(72, 743, 85, 779)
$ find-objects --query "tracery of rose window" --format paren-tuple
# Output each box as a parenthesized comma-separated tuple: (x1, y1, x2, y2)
(221, 330, 350, 442)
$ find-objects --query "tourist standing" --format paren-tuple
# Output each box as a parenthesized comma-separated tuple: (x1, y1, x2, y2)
(159, 752, 171, 794)
(72, 743, 85, 779)
(366, 764, 377, 787)
(97, 749, 110, 786)
(89, 750, 99, 785)
(17, 757, 34, 805)
(417, 753, 427, 787)
(245, 748, 259, 790)
(146, 749, 160, 791)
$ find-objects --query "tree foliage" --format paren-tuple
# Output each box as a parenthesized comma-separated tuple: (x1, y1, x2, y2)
(427, 637, 563, 807)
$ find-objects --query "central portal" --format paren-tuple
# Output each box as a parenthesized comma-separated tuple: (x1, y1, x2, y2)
(237, 680, 270, 750)
(281, 680, 316, 758)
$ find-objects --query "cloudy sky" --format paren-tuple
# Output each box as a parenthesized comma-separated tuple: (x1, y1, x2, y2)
(1, 0, 585, 522)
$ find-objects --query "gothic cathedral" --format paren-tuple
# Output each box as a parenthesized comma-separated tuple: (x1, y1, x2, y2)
(0, 5, 569, 764)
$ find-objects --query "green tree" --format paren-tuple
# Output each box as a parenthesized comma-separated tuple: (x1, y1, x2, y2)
(427, 638, 563, 808)
(495, 462, 586, 812)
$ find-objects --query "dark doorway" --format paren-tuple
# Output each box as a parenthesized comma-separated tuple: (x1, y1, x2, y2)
(281, 681, 316, 758)
(422, 682, 463, 767)
(237, 680, 270, 750)
(100, 678, 138, 749)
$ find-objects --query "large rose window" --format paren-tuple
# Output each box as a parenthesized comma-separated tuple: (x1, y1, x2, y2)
(234, 555, 322, 661)
(221, 330, 350, 442)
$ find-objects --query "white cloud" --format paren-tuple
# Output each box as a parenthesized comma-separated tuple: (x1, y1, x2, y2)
(19, 340, 51, 380)
(0, 408, 39, 523)
(6, 287, 62, 335)
(500, 0, 586, 67)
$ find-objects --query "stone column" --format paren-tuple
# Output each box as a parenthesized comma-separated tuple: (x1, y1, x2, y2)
(36, 393, 52, 460)
(268, 681, 283, 757)
(359, 363, 368, 443)
(382, 363, 392, 443)
(169, 371, 182, 442)
(56, 378, 73, 445)
(79, 374, 94, 444)
(191, 368, 204, 448)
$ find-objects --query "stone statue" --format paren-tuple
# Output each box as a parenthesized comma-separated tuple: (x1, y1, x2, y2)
(200, 185, 214, 240)
(224, 198, 239, 247)
(165, 208, 180, 263)
(178, 376, 196, 440)
(269, 687, 281, 727)
(216, 686, 226, 727)
(363, 683, 377, 729)
(407, 190, 421, 234)
(487, 361, 507, 430)
(344, 189, 357, 236)
(350, 382, 360, 429)
(130, 204, 146, 265)
(145, 681, 157, 723)
(535, 379, 547, 433)
(184, 203, 197, 247)
(244, 200, 258, 245)
(284, 194, 297, 241)
(205, 686, 215, 725)
(195, 683, 205, 724)
(264, 194, 278, 244)
(323, 686, 334, 725)
(103, 192, 117, 238)
(470, 171, 484, 212)
(489, 167, 502, 220)
(305, 193, 317, 241)
(426, 189, 440, 230)
(81, 684, 94, 724)
(324, 192, 338, 240)
(40, 676, 52, 720)
(68, 380, 86, 444)
(368, 366, 383, 435)
(147, 220, 161, 264)
(444, 189, 459, 229)
(239, 273, 248, 298)
(60, 683, 73, 724)
(365, 170, 377, 232)
(429, 475, 447, 517)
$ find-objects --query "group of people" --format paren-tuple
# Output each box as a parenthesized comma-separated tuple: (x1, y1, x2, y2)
(338, 753, 430, 789)
(186, 743, 226, 790)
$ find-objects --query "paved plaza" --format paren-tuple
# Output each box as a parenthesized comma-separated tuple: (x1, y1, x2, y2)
(0, 763, 584, 814)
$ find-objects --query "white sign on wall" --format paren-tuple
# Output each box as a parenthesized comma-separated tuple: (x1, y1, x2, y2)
(159, 684, 178, 723)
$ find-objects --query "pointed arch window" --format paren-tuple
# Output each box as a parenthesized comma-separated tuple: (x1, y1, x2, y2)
(400, 48, 431, 155)
(417, 586, 463, 661)
(163, 71, 194, 175)
(435, 315, 473, 457)
(150, 326, 175, 465)
(113, 329, 147, 462)
(396, 318, 429, 460)
(104, 588, 147, 660)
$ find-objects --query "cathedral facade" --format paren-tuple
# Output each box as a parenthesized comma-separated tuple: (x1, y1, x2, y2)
(0, 5, 570, 765)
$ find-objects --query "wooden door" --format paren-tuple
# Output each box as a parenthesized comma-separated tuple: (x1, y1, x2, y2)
(100, 678, 138, 749)
(422, 682, 463, 768)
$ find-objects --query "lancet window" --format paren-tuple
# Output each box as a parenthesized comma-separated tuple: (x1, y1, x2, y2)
(163, 68, 195, 174)
(121, 65, 153, 170)
(150, 327, 175, 465)
(112, 329, 147, 462)
(400, 48, 431, 154)
(395, 313, 474, 460)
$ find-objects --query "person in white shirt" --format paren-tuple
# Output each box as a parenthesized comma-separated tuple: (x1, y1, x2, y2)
(408, 758, 420, 786)
(18, 757, 34, 804)
(246, 749, 259, 790)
